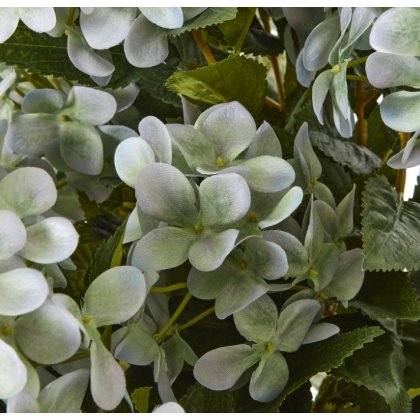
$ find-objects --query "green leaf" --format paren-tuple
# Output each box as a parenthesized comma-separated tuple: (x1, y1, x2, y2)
(269, 326, 384, 408)
(166, 55, 267, 117)
(310, 131, 381, 176)
(219, 8, 255, 48)
(362, 175, 420, 271)
(87, 219, 127, 284)
(334, 334, 411, 413)
(179, 383, 234, 413)
(351, 272, 420, 321)
(130, 387, 152, 413)
(169, 8, 238, 37)
(278, 382, 313, 413)
(397, 320, 420, 389)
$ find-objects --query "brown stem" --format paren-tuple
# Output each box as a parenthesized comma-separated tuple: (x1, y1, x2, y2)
(356, 81, 367, 147)
(192, 29, 216, 65)
(265, 96, 285, 112)
(395, 132, 411, 197)
(259, 8, 286, 110)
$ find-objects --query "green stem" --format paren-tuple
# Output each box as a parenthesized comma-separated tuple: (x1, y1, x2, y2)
(66, 7, 77, 26)
(60, 351, 90, 364)
(234, 7, 256, 54)
(192, 29, 216, 65)
(346, 74, 368, 82)
(177, 306, 215, 332)
(150, 282, 188, 293)
(346, 56, 368, 69)
(154, 292, 192, 344)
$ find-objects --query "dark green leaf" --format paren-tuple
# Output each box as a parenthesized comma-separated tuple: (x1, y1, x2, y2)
(362, 175, 420, 271)
(131, 387, 152, 413)
(166, 55, 267, 116)
(219, 8, 255, 48)
(334, 334, 411, 413)
(397, 320, 420, 389)
(169, 8, 238, 37)
(180, 383, 234, 413)
(351, 271, 420, 320)
(278, 382, 313, 413)
(270, 326, 384, 408)
(310, 131, 381, 176)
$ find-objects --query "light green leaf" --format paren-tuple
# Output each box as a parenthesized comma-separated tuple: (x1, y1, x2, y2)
(169, 7, 237, 36)
(166, 55, 267, 117)
(361, 175, 420, 271)
(131, 386, 152, 413)
(334, 334, 411, 413)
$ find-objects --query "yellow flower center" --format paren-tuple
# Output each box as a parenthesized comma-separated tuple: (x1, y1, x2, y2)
(1, 326, 13, 336)
(239, 261, 248, 271)
(266, 342, 274, 353)
(82, 315, 93, 324)
(215, 157, 225, 169)
(247, 211, 258, 223)
(194, 223, 203, 235)
(330, 64, 341, 74)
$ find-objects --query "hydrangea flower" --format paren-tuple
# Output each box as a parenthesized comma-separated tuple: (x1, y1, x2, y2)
(131, 162, 252, 272)
(194, 295, 339, 402)
(6, 87, 117, 175)
(0, 167, 79, 265)
(167, 101, 296, 193)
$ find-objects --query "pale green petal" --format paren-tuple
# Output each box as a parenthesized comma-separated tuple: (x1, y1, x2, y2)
(233, 294, 278, 343)
(114, 137, 155, 188)
(241, 156, 295, 193)
(123, 208, 142, 244)
(199, 173, 251, 227)
(323, 248, 364, 301)
(244, 237, 288, 280)
(0, 340, 27, 399)
(370, 7, 420, 56)
(312, 243, 340, 291)
(22, 89, 66, 114)
(263, 230, 309, 278)
(124, 15, 169, 68)
(14, 299, 81, 364)
(6, 113, 59, 156)
(0, 8, 19, 42)
(38, 369, 90, 413)
(302, 322, 340, 345)
(80, 7, 136, 49)
(0, 268, 48, 316)
(388, 132, 420, 169)
(249, 351, 289, 402)
(380, 91, 420, 133)
(195, 101, 256, 161)
(136, 163, 198, 226)
(336, 185, 355, 239)
(7, 390, 39, 413)
(140, 7, 183, 29)
(187, 262, 235, 300)
(366, 53, 420, 89)
(66, 27, 115, 78)
(19, 217, 78, 264)
(166, 123, 215, 170)
(246, 121, 282, 158)
(182, 7, 207, 20)
(90, 336, 126, 411)
(194, 344, 260, 391)
(274, 299, 321, 352)
(59, 121, 104, 175)
(131, 227, 195, 271)
(215, 273, 268, 320)
(115, 325, 159, 365)
(259, 186, 303, 229)
(188, 229, 239, 272)
(0, 210, 26, 259)
(153, 402, 185, 413)
(63, 86, 117, 125)
(19, 7, 56, 32)
(312, 70, 334, 124)
(139, 116, 172, 164)
(83, 266, 146, 327)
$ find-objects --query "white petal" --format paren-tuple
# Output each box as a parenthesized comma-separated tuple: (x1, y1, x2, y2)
(19, 7, 56, 32)
(115, 137, 155, 188)
(124, 15, 169, 68)
(0, 8, 19, 42)
(0, 167, 57, 217)
(199, 173, 251, 227)
(83, 266, 146, 327)
(140, 7, 183, 29)
(0, 268, 48, 316)
(302, 323, 340, 344)
(80, 7, 136, 49)
(19, 217, 79, 264)
(14, 299, 81, 364)
(153, 402, 185, 413)
(246, 121, 282, 158)
(0, 341, 27, 399)
(188, 229, 239, 272)
(0, 210, 26, 259)
(139, 116, 172, 164)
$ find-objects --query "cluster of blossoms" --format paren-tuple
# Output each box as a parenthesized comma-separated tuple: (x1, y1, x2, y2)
(0, 5, 417, 414)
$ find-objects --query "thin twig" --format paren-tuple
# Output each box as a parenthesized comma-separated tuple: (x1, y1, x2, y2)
(192, 29, 216, 65)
